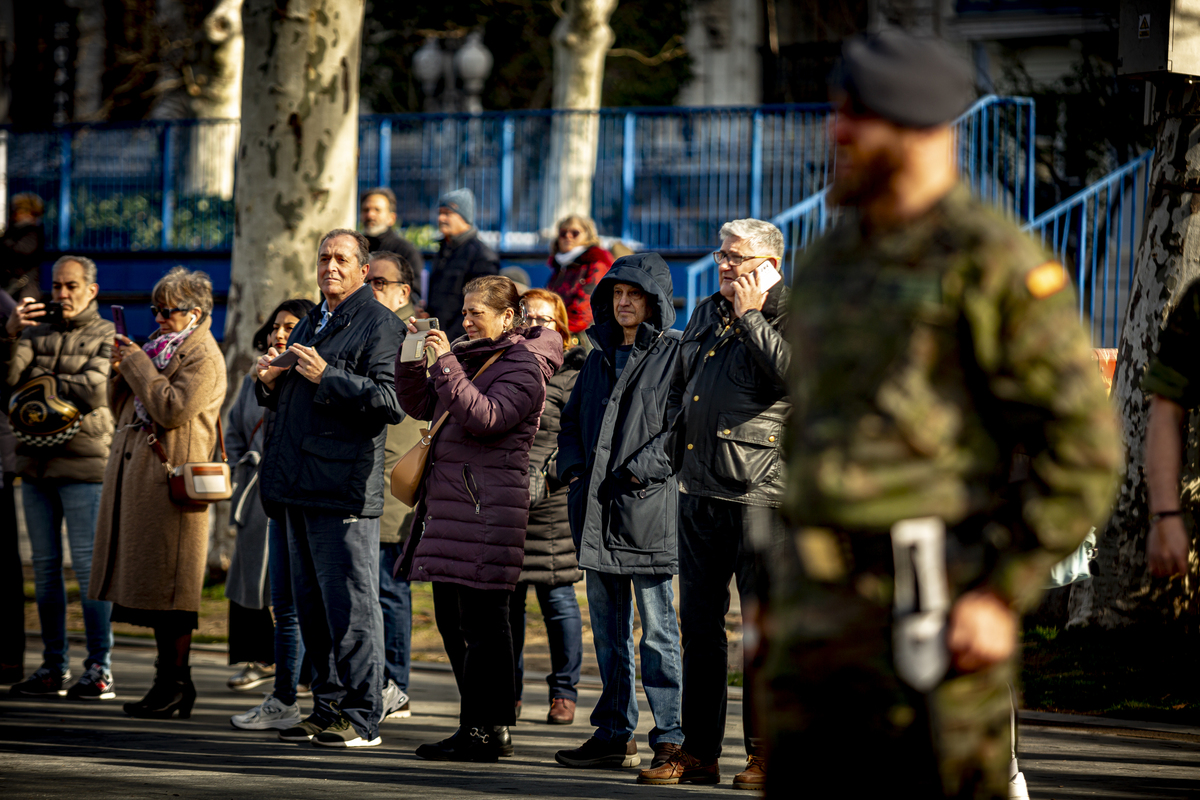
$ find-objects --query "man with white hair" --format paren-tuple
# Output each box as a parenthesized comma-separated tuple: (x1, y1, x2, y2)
(636, 219, 790, 790)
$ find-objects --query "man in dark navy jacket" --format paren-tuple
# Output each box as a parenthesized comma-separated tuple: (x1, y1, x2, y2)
(256, 229, 403, 749)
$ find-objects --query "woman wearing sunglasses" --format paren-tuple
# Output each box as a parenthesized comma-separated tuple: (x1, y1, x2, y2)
(90, 267, 225, 720)
(545, 215, 613, 346)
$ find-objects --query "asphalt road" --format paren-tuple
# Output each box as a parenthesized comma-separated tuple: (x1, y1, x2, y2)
(1, 645, 1197, 799)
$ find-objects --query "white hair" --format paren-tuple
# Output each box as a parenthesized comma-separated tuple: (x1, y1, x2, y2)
(53, 255, 98, 285)
(719, 219, 784, 259)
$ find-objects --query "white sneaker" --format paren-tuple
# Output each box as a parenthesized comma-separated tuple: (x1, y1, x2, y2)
(382, 679, 411, 720)
(230, 694, 303, 730)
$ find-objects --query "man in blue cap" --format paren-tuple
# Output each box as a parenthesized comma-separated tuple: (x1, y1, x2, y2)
(427, 189, 500, 341)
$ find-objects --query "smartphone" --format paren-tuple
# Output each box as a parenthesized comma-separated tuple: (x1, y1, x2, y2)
(111, 305, 127, 337)
(42, 302, 65, 326)
(400, 318, 440, 362)
(268, 349, 300, 369)
(753, 262, 783, 292)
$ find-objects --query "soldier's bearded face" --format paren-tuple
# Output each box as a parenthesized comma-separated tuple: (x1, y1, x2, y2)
(829, 110, 906, 208)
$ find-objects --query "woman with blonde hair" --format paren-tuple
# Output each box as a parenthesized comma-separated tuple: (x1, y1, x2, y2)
(90, 266, 226, 719)
(545, 215, 613, 340)
(509, 289, 586, 725)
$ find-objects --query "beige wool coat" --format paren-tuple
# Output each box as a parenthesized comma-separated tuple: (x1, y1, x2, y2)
(89, 317, 226, 613)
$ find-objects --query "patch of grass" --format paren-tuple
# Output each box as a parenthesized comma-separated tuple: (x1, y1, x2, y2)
(1020, 622, 1200, 725)
(728, 670, 744, 687)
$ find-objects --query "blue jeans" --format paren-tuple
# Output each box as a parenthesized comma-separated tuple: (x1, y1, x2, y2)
(267, 518, 307, 706)
(379, 541, 411, 692)
(22, 480, 112, 672)
(286, 507, 384, 739)
(510, 582, 582, 702)
(585, 571, 683, 747)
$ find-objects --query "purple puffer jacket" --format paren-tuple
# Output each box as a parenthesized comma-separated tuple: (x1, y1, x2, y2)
(395, 326, 564, 590)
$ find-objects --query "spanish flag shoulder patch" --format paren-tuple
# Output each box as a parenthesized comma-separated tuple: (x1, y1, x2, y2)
(1025, 261, 1067, 299)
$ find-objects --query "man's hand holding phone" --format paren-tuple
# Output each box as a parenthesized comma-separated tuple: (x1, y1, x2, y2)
(731, 260, 781, 319)
(5, 298, 45, 338)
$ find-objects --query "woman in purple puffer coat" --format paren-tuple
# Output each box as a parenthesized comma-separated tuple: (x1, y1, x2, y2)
(395, 275, 563, 763)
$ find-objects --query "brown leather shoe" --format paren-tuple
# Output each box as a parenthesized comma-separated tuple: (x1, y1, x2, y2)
(636, 748, 719, 785)
(732, 754, 766, 790)
(651, 742, 681, 768)
(547, 698, 576, 725)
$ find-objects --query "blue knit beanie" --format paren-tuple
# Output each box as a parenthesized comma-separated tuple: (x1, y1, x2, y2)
(437, 188, 475, 227)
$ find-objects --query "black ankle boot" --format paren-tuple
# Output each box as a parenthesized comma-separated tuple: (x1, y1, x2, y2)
(493, 725, 514, 757)
(415, 726, 502, 762)
(123, 665, 196, 719)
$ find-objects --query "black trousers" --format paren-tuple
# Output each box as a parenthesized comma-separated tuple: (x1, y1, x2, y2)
(432, 581, 516, 727)
(679, 494, 779, 760)
(227, 600, 275, 665)
(0, 473, 25, 668)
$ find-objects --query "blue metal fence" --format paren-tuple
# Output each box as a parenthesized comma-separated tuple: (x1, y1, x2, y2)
(5, 119, 239, 253)
(4, 106, 835, 255)
(1025, 149, 1154, 349)
(683, 95, 1038, 318)
(358, 104, 834, 251)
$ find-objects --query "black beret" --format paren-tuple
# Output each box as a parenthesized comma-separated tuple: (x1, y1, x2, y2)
(836, 29, 975, 128)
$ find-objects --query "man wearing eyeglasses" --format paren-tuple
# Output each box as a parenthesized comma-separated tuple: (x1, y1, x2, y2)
(365, 250, 422, 725)
(636, 220, 789, 790)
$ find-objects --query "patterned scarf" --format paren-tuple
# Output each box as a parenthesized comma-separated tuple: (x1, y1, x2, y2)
(133, 326, 196, 429)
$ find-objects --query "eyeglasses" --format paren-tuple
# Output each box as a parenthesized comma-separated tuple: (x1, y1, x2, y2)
(367, 278, 407, 289)
(149, 305, 189, 318)
(558, 229, 584, 238)
(711, 251, 774, 268)
(526, 314, 556, 327)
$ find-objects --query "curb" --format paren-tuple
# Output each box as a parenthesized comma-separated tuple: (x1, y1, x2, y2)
(1019, 709, 1200, 742)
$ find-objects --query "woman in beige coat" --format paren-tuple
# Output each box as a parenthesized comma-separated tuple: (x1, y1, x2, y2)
(89, 267, 225, 719)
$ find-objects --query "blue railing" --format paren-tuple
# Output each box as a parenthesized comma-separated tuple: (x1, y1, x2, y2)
(361, 104, 834, 251)
(682, 95, 1037, 319)
(4, 104, 834, 255)
(5, 119, 238, 253)
(1025, 149, 1154, 349)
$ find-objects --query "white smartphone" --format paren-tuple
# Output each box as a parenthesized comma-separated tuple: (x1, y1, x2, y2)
(401, 318, 440, 362)
(754, 261, 783, 292)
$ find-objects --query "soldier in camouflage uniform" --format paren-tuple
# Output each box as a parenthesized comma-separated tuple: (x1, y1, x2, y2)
(762, 31, 1122, 798)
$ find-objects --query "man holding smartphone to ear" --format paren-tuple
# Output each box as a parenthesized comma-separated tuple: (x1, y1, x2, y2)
(636, 219, 790, 790)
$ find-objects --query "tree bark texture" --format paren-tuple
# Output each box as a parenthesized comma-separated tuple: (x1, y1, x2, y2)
(541, 0, 617, 235)
(1078, 79, 1199, 631)
(225, 0, 364, 383)
(183, 0, 244, 200)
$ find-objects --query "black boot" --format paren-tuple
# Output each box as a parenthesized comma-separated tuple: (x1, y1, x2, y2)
(123, 664, 196, 720)
(493, 725, 514, 757)
(415, 726, 502, 762)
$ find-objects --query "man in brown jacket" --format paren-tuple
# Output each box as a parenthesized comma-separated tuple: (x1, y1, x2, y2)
(2, 255, 116, 700)
(367, 250, 423, 721)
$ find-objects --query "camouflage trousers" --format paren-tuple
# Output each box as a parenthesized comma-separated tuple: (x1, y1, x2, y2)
(758, 578, 1013, 798)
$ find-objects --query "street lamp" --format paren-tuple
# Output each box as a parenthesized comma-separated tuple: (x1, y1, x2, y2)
(412, 31, 493, 113)
(412, 37, 443, 112)
(455, 31, 493, 115)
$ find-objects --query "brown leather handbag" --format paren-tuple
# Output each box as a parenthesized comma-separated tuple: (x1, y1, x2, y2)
(149, 417, 233, 506)
(390, 349, 505, 506)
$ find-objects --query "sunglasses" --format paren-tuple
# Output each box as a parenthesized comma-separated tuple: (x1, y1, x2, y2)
(150, 305, 190, 318)
(558, 229, 584, 238)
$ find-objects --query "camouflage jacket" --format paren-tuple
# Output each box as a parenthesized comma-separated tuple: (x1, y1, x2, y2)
(784, 184, 1121, 611)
